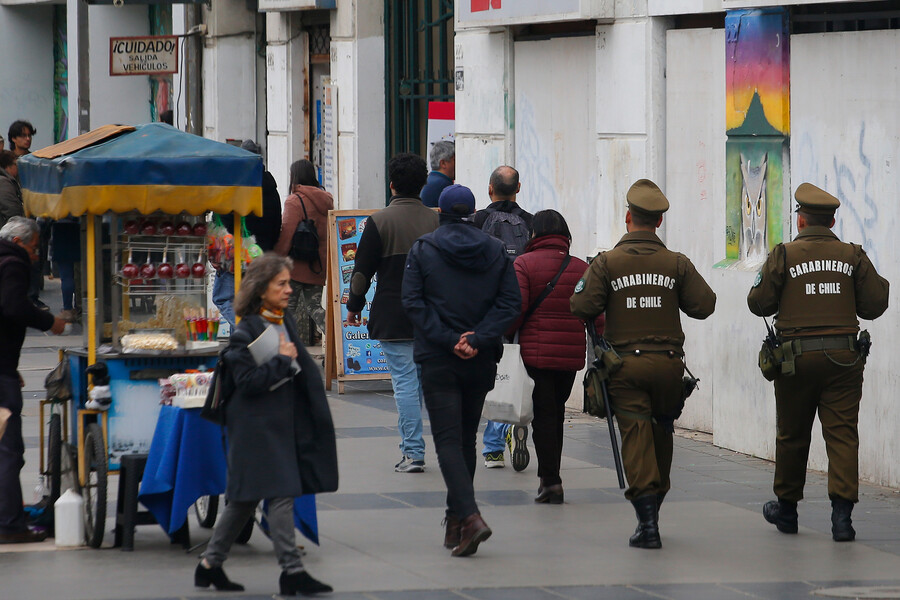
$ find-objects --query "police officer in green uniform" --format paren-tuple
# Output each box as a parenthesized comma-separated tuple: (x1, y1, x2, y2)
(571, 179, 716, 549)
(748, 183, 889, 542)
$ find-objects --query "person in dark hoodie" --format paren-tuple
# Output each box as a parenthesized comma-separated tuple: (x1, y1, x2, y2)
(402, 184, 521, 557)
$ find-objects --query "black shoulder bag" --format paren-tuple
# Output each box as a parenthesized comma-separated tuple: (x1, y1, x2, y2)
(288, 194, 322, 273)
(519, 254, 572, 327)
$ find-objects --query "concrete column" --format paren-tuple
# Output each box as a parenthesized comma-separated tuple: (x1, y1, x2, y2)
(330, 1, 384, 209)
(266, 12, 307, 196)
(202, 0, 257, 141)
(595, 16, 671, 248)
(453, 28, 511, 205)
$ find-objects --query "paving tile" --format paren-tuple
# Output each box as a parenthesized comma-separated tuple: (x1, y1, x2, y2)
(381, 491, 451, 508)
(547, 585, 657, 599)
(634, 583, 766, 600)
(727, 581, 819, 600)
(368, 590, 467, 600)
(475, 489, 537, 507)
(335, 426, 399, 439)
(463, 587, 571, 600)
(316, 493, 410, 511)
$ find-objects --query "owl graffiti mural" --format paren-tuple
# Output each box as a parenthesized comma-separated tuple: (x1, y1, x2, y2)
(721, 8, 790, 267)
(740, 153, 768, 263)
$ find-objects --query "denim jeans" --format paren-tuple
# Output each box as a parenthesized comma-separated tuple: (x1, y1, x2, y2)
(482, 420, 509, 455)
(379, 340, 426, 461)
(421, 354, 496, 519)
(212, 271, 236, 327)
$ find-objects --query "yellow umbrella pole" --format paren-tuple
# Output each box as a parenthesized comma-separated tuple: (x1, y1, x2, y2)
(86, 216, 96, 366)
(234, 213, 242, 293)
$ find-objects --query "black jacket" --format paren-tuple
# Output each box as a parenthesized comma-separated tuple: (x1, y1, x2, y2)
(0, 240, 55, 380)
(223, 314, 338, 500)
(402, 217, 521, 363)
(472, 200, 534, 234)
(218, 171, 282, 252)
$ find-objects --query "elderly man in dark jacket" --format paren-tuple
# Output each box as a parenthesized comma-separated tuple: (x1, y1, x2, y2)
(0, 217, 65, 544)
(402, 184, 521, 558)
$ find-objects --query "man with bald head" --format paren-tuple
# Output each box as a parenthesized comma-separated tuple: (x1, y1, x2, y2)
(473, 166, 534, 471)
(571, 179, 716, 549)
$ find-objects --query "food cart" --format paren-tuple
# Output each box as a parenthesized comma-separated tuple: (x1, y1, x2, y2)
(18, 123, 261, 547)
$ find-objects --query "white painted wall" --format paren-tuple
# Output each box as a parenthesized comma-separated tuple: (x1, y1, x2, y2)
(202, 0, 257, 143)
(88, 5, 152, 127)
(514, 36, 597, 263)
(792, 30, 900, 488)
(453, 28, 510, 203)
(664, 28, 726, 434)
(329, 1, 384, 210)
(0, 5, 54, 149)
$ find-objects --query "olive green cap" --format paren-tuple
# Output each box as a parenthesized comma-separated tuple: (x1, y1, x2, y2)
(626, 179, 669, 216)
(795, 183, 840, 215)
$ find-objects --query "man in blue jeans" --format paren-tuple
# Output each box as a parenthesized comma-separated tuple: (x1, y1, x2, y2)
(346, 154, 439, 472)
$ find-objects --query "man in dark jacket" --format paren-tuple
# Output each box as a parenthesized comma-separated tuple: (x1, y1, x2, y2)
(0, 217, 65, 544)
(473, 165, 534, 469)
(402, 184, 521, 557)
(346, 153, 439, 473)
(420, 140, 455, 208)
(0, 151, 23, 230)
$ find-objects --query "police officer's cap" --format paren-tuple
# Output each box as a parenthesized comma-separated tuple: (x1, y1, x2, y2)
(795, 183, 840, 215)
(626, 179, 669, 216)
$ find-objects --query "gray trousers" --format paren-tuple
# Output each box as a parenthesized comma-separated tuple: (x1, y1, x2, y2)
(201, 497, 304, 574)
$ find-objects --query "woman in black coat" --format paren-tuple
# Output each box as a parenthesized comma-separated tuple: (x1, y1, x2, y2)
(195, 253, 338, 596)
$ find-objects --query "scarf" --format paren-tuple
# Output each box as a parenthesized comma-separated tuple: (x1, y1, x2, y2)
(260, 307, 285, 325)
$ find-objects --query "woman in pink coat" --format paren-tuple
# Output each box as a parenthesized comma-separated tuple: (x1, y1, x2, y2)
(510, 210, 603, 504)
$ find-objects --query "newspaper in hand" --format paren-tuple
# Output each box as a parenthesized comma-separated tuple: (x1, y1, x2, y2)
(248, 325, 301, 391)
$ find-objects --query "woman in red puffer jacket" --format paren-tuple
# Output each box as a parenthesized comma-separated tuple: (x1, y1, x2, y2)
(508, 209, 604, 504)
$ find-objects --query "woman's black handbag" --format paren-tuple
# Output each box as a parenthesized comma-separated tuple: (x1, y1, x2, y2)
(201, 350, 232, 425)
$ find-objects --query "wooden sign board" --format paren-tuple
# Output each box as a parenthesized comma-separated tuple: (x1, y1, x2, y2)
(324, 210, 391, 393)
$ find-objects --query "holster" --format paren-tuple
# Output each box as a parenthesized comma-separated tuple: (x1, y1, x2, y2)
(582, 365, 609, 419)
(758, 341, 784, 381)
(597, 344, 623, 375)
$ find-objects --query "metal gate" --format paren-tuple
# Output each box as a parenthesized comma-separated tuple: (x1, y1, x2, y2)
(384, 0, 454, 163)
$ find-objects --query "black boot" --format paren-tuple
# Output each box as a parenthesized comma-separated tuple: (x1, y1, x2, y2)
(763, 498, 798, 534)
(279, 570, 333, 596)
(831, 498, 856, 542)
(629, 495, 661, 549)
(194, 562, 244, 591)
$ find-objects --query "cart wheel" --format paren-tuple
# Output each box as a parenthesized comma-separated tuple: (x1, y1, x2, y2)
(234, 514, 254, 544)
(47, 414, 61, 504)
(194, 495, 219, 529)
(82, 423, 108, 548)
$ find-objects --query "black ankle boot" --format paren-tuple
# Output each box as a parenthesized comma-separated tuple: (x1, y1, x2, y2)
(629, 495, 661, 549)
(279, 570, 333, 596)
(831, 498, 856, 542)
(194, 562, 244, 591)
(763, 498, 798, 534)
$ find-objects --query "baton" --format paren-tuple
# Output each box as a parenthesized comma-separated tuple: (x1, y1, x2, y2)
(586, 321, 626, 490)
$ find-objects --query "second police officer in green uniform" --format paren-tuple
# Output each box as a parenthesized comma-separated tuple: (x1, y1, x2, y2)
(748, 183, 889, 542)
(571, 179, 716, 549)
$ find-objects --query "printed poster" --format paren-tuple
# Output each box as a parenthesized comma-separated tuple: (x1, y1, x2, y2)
(333, 215, 389, 375)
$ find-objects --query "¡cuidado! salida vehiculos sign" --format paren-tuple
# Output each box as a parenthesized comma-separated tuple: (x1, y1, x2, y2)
(110, 36, 179, 76)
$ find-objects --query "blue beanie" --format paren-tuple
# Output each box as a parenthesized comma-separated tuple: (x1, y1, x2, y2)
(438, 184, 476, 216)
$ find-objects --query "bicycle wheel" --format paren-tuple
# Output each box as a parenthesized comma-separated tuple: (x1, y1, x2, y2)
(47, 414, 61, 504)
(194, 495, 219, 529)
(82, 423, 108, 548)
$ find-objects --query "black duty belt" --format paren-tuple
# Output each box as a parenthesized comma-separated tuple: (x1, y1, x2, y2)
(791, 335, 857, 354)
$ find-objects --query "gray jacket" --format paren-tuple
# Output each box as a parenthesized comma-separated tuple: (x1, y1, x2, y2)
(0, 169, 23, 230)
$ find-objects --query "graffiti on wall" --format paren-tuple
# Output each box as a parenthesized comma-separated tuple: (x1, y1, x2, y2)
(794, 123, 881, 269)
(53, 6, 68, 144)
(722, 8, 789, 267)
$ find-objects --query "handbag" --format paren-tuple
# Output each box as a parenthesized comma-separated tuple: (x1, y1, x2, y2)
(288, 194, 322, 273)
(44, 357, 73, 402)
(482, 254, 572, 425)
(482, 343, 535, 426)
(200, 349, 232, 425)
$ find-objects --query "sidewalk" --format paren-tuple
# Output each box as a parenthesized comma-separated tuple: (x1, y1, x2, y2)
(4, 279, 900, 599)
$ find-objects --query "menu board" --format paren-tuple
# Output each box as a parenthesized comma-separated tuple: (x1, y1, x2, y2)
(324, 210, 391, 392)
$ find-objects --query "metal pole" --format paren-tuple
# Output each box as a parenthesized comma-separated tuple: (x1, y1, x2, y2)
(77, 0, 90, 134)
(185, 4, 203, 135)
